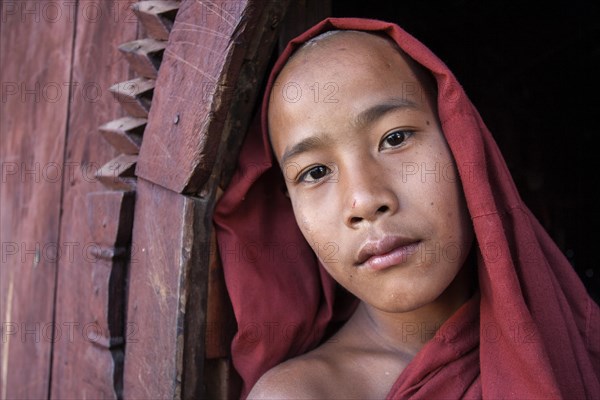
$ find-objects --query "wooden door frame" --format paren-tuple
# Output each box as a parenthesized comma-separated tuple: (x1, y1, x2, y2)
(122, 1, 296, 398)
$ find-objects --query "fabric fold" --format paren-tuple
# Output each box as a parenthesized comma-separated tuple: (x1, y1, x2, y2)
(213, 17, 600, 399)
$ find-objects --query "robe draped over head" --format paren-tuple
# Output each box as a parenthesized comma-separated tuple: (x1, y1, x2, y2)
(213, 17, 600, 399)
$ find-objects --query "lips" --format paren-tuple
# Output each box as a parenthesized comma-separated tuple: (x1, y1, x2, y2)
(356, 236, 421, 270)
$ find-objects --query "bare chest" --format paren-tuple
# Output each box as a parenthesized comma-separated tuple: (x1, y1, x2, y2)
(314, 352, 409, 399)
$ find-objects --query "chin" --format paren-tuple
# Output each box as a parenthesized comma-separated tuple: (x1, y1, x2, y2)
(369, 274, 460, 315)
(373, 293, 439, 314)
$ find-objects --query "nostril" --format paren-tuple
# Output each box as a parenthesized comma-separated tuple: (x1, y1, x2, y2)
(377, 205, 389, 214)
(350, 216, 362, 225)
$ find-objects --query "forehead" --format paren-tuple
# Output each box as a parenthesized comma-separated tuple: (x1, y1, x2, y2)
(268, 32, 432, 153)
(275, 31, 418, 87)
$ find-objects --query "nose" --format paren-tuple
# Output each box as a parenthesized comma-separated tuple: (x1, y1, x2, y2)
(343, 163, 398, 228)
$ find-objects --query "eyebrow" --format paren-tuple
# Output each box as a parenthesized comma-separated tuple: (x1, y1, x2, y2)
(281, 134, 330, 166)
(280, 98, 420, 166)
(353, 97, 419, 129)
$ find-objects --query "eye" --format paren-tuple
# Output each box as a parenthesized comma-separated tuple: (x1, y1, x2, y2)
(379, 129, 414, 150)
(298, 165, 330, 183)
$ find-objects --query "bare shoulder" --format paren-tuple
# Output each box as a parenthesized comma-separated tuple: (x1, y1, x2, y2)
(246, 311, 410, 399)
(246, 352, 334, 400)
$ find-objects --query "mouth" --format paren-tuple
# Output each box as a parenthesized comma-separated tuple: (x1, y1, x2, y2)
(355, 236, 421, 270)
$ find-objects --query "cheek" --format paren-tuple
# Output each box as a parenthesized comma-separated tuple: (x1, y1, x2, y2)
(298, 214, 313, 237)
(290, 196, 319, 240)
(290, 197, 348, 269)
(411, 144, 471, 245)
(436, 180, 473, 262)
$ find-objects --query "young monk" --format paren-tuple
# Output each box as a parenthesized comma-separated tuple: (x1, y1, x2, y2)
(214, 18, 600, 399)
(248, 28, 476, 399)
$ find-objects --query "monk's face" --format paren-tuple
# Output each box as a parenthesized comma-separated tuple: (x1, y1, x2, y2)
(268, 32, 473, 313)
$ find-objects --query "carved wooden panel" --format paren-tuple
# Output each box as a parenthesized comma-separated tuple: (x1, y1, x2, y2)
(1, 1, 327, 398)
(70, 0, 182, 398)
(133, 0, 181, 40)
(48, 1, 139, 398)
(118, 38, 167, 79)
(125, 1, 292, 398)
(109, 77, 155, 118)
(135, 0, 291, 194)
(99, 117, 146, 155)
(122, 177, 208, 399)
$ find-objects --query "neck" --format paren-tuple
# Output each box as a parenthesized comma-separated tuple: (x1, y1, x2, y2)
(350, 254, 477, 355)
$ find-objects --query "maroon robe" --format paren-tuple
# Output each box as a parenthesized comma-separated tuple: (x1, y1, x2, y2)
(214, 18, 600, 399)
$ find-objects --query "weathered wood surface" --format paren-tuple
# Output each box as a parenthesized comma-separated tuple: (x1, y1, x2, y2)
(122, 177, 209, 399)
(0, 3, 75, 398)
(119, 38, 167, 79)
(136, 0, 291, 194)
(96, 154, 138, 191)
(99, 116, 146, 155)
(203, 226, 240, 399)
(204, 358, 242, 400)
(2, 0, 295, 398)
(126, 1, 292, 398)
(133, 0, 181, 40)
(204, 224, 235, 360)
(49, 1, 138, 398)
(109, 77, 155, 118)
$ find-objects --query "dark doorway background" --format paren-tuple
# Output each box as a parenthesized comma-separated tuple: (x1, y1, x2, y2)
(332, 1, 600, 302)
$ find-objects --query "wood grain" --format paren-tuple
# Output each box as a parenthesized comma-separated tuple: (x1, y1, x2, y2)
(96, 154, 138, 191)
(126, 2, 291, 398)
(122, 177, 209, 399)
(119, 38, 167, 79)
(136, 0, 291, 194)
(0, 3, 75, 398)
(109, 77, 155, 118)
(99, 116, 146, 155)
(49, 1, 138, 398)
(133, 0, 181, 40)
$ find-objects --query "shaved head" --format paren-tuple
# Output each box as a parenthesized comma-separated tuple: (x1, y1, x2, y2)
(286, 30, 438, 111)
